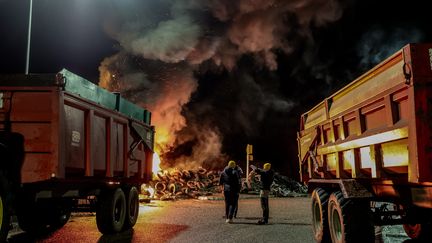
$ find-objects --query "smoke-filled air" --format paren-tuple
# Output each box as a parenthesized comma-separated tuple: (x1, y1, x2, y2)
(97, 0, 422, 172)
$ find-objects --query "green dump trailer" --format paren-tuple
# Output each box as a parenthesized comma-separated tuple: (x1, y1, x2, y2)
(0, 69, 155, 240)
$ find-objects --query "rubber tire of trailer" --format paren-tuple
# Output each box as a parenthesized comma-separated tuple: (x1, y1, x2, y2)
(327, 191, 374, 243)
(311, 188, 331, 242)
(403, 223, 432, 241)
(50, 203, 72, 229)
(0, 172, 11, 242)
(96, 188, 127, 234)
(17, 198, 72, 235)
(123, 186, 139, 230)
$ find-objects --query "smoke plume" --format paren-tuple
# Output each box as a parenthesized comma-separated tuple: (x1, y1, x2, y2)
(356, 27, 424, 69)
(99, 0, 344, 170)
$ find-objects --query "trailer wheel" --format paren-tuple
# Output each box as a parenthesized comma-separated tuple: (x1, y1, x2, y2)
(123, 186, 139, 230)
(49, 204, 71, 229)
(16, 199, 70, 234)
(96, 188, 126, 234)
(0, 173, 11, 242)
(328, 191, 374, 243)
(16, 200, 45, 234)
(403, 223, 432, 240)
(311, 188, 330, 242)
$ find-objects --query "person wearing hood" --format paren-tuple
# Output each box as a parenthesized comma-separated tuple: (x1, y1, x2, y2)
(251, 162, 274, 225)
(219, 160, 242, 223)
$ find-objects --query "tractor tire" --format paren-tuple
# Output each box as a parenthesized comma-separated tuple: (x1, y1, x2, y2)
(0, 172, 11, 243)
(96, 188, 126, 234)
(328, 191, 374, 243)
(403, 223, 432, 241)
(311, 188, 331, 242)
(123, 186, 139, 230)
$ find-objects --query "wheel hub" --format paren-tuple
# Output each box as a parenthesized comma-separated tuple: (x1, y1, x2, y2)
(331, 205, 342, 241)
(114, 200, 122, 222)
(313, 201, 322, 232)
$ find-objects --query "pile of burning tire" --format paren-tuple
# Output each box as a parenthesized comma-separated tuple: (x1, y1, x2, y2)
(247, 172, 308, 197)
(144, 167, 221, 200)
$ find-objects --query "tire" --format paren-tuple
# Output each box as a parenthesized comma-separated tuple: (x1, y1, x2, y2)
(0, 173, 11, 242)
(123, 186, 139, 230)
(49, 204, 71, 229)
(403, 223, 432, 240)
(311, 188, 331, 242)
(17, 198, 71, 234)
(96, 188, 126, 234)
(328, 191, 374, 243)
(16, 199, 47, 234)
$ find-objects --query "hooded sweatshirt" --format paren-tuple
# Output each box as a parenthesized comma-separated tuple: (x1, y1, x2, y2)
(219, 166, 241, 192)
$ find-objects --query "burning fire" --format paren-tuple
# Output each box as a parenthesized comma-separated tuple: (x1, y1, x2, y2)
(151, 126, 170, 176)
(154, 126, 171, 147)
(152, 152, 162, 177)
(99, 56, 225, 172)
(140, 183, 156, 199)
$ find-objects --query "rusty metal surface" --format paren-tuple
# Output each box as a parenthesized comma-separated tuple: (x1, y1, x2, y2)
(339, 179, 373, 198)
(308, 179, 373, 198)
(3, 91, 59, 183)
(112, 122, 125, 175)
(0, 72, 154, 184)
(298, 43, 432, 192)
(64, 105, 85, 172)
(92, 115, 107, 173)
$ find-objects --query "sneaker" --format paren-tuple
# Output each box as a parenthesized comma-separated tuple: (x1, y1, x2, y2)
(226, 218, 233, 223)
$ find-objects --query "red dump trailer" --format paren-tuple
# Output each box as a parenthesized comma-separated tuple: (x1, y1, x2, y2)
(297, 43, 432, 242)
(0, 69, 154, 240)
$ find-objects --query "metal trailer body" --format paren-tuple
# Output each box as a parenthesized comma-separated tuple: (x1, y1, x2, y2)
(0, 69, 154, 239)
(297, 43, 432, 242)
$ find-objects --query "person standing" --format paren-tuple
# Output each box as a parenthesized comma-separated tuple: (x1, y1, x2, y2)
(233, 164, 243, 218)
(251, 163, 274, 225)
(219, 160, 241, 223)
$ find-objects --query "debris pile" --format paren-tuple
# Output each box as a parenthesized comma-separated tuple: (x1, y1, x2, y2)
(142, 167, 221, 200)
(247, 172, 308, 197)
(141, 168, 308, 200)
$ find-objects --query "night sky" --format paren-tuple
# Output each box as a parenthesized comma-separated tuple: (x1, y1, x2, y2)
(1, 0, 431, 179)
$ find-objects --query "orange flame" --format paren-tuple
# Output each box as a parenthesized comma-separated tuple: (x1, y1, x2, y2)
(151, 125, 171, 174)
(99, 62, 203, 171)
(152, 152, 162, 177)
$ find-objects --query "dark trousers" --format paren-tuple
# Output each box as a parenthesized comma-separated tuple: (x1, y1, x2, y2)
(260, 196, 269, 222)
(234, 192, 239, 217)
(224, 191, 238, 219)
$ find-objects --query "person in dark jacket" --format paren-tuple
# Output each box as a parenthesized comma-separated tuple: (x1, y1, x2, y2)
(251, 163, 274, 225)
(233, 165, 243, 218)
(219, 160, 241, 223)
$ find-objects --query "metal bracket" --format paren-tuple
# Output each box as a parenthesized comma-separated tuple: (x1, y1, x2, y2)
(339, 179, 373, 198)
(402, 49, 412, 85)
(55, 73, 67, 90)
(403, 63, 412, 85)
(308, 179, 373, 198)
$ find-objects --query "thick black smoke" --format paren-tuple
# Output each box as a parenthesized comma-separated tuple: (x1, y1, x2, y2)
(0, 1, 430, 177)
(98, 0, 432, 177)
